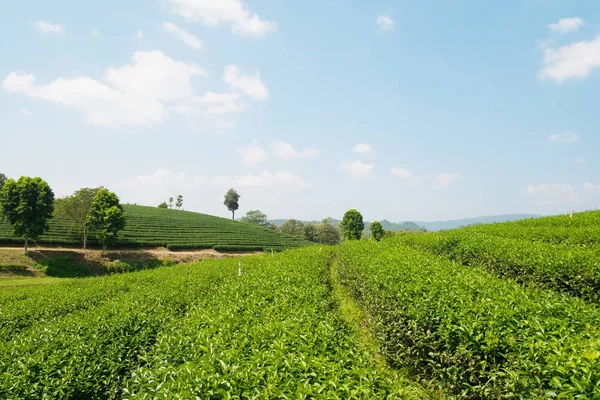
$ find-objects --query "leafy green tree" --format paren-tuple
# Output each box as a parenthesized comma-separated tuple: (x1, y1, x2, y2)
(240, 210, 269, 227)
(316, 218, 341, 245)
(304, 223, 318, 242)
(168, 197, 174, 209)
(85, 189, 126, 251)
(370, 221, 384, 241)
(54, 187, 101, 248)
(0, 176, 54, 254)
(341, 209, 364, 240)
(382, 230, 396, 239)
(158, 202, 168, 209)
(280, 219, 305, 237)
(224, 188, 240, 220)
(0, 173, 6, 191)
(176, 194, 183, 210)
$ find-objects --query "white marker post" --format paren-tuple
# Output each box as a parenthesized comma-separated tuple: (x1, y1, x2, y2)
(238, 261, 242, 279)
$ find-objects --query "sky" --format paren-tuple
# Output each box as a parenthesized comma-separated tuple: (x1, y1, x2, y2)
(1, 0, 599, 222)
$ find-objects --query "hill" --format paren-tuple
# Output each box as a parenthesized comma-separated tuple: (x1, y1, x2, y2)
(0, 205, 307, 251)
(269, 218, 426, 232)
(414, 213, 540, 231)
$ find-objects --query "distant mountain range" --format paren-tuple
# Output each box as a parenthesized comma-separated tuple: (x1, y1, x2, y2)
(269, 214, 540, 232)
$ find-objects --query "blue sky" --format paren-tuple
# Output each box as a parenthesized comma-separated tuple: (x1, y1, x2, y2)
(1, 0, 599, 222)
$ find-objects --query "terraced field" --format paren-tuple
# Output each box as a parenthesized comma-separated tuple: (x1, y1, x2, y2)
(0, 205, 307, 252)
(2, 211, 600, 398)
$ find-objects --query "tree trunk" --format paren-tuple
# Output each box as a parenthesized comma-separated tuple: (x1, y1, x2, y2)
(24, 236, 28, 255)
(83, 227, 88, 249)
(232, 210, 235, 221)
(102, 242, 107, 254)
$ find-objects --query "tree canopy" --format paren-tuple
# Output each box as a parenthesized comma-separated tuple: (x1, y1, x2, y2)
(316, 218, 342, 245)
(341, 209, 364, 240)
(370, 221, 384, 241)
(54, 187, 101, 248)
(224, 188, 241, 220)
(240, 210, 269, 227)
(0, 173, 6, 191)
(280, 219, 305, 237)
(158, 202, 168, 209)
(0, 176, 54, 254)
(85, 188, 125, 251)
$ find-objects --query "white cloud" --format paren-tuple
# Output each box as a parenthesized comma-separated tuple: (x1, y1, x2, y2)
(390, 168, 424, 184)
(137, 30, 144, 39)
(270, 141, 321, 159)
(538, 35, 600, 82)
(525, 183, 582, 205)
(548, 17, 583, 34)
(223, 65, 269, 100)
(548, 132, 578, 143)
(19, 108, 35, 117)
(237, 143, 269, 165)
(352, 143, 374, 155)
(376, 15, 395, 32)
(35, 21, 64, 35)
(432, 173, 463, 189)
(2, 51, 246, 130)
(341, 160, 375, 180)
(583, 182, 600, 192)
(92, 29, 101, 37)
(161, 22, 203, 50)
(131, 168, 308, 191)
(168, 0, 276, 38)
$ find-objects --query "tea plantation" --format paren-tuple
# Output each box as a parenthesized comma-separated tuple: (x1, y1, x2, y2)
(0, 204, 307, 252)
(2, 211, 600, 398)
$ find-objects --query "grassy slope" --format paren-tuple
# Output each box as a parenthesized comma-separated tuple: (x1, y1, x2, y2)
(0, 204, 308, 251)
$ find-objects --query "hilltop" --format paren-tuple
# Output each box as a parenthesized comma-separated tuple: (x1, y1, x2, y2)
(0, 205, 307, 252)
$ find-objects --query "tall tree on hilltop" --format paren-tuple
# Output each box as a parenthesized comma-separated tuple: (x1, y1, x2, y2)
(0, 176, 54, 254)
(176, 194, 183, 210)
(85, 188, 125, 252)
(168, 197, 174, 209)
(224, 188, 240, 220)
(341, 209, 364, 240)
(54, 187, 101, 249)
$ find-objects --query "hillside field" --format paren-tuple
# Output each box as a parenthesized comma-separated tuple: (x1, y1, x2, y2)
(1, 211, 600, 398)
(0, 204, 308, 252)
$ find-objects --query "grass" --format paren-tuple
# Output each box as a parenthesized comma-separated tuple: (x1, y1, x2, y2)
(0, 204, 309, 251)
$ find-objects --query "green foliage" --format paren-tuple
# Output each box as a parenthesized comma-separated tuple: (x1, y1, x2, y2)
(175, 194, 183, 210)
(336, 239, 600, 398)
(0, 176, 54, 253)
(85, 189, 125, 250)
(0, 248, 426, 398)
(168, 197, 174, 209)
(0, 205, 309, 251)
(341, 209, 364, 240)
(0, 173, 6, 191)
(316, 217, 342, 245)
(303, 222, 318, 242)
(280, 218, 305, 237)
(370, 220, 384, 241)
(223, 188, 240, 220)
(157, 201, 168, 209)
(239, 209, 269, 227)
(54, 187, 101, 248)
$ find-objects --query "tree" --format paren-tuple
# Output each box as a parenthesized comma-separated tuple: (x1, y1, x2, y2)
(224, 188, 240, 220)
(0, 173, 6, 191)
(168, 197, 174, 209)
(85, 189, 126, 252)
(158, 202, 168, 209)
(316, 218, 342, 245)
(54, 187, 101, 249)
(370, 221, 384, 241)
(0, 176, 54, 254)
(240, 210, 269, 227)
(304, 223, 318, 242)
(340, 209, 364, 240)
(280, 219, 305, 237)
(176, 194, 183, 210)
